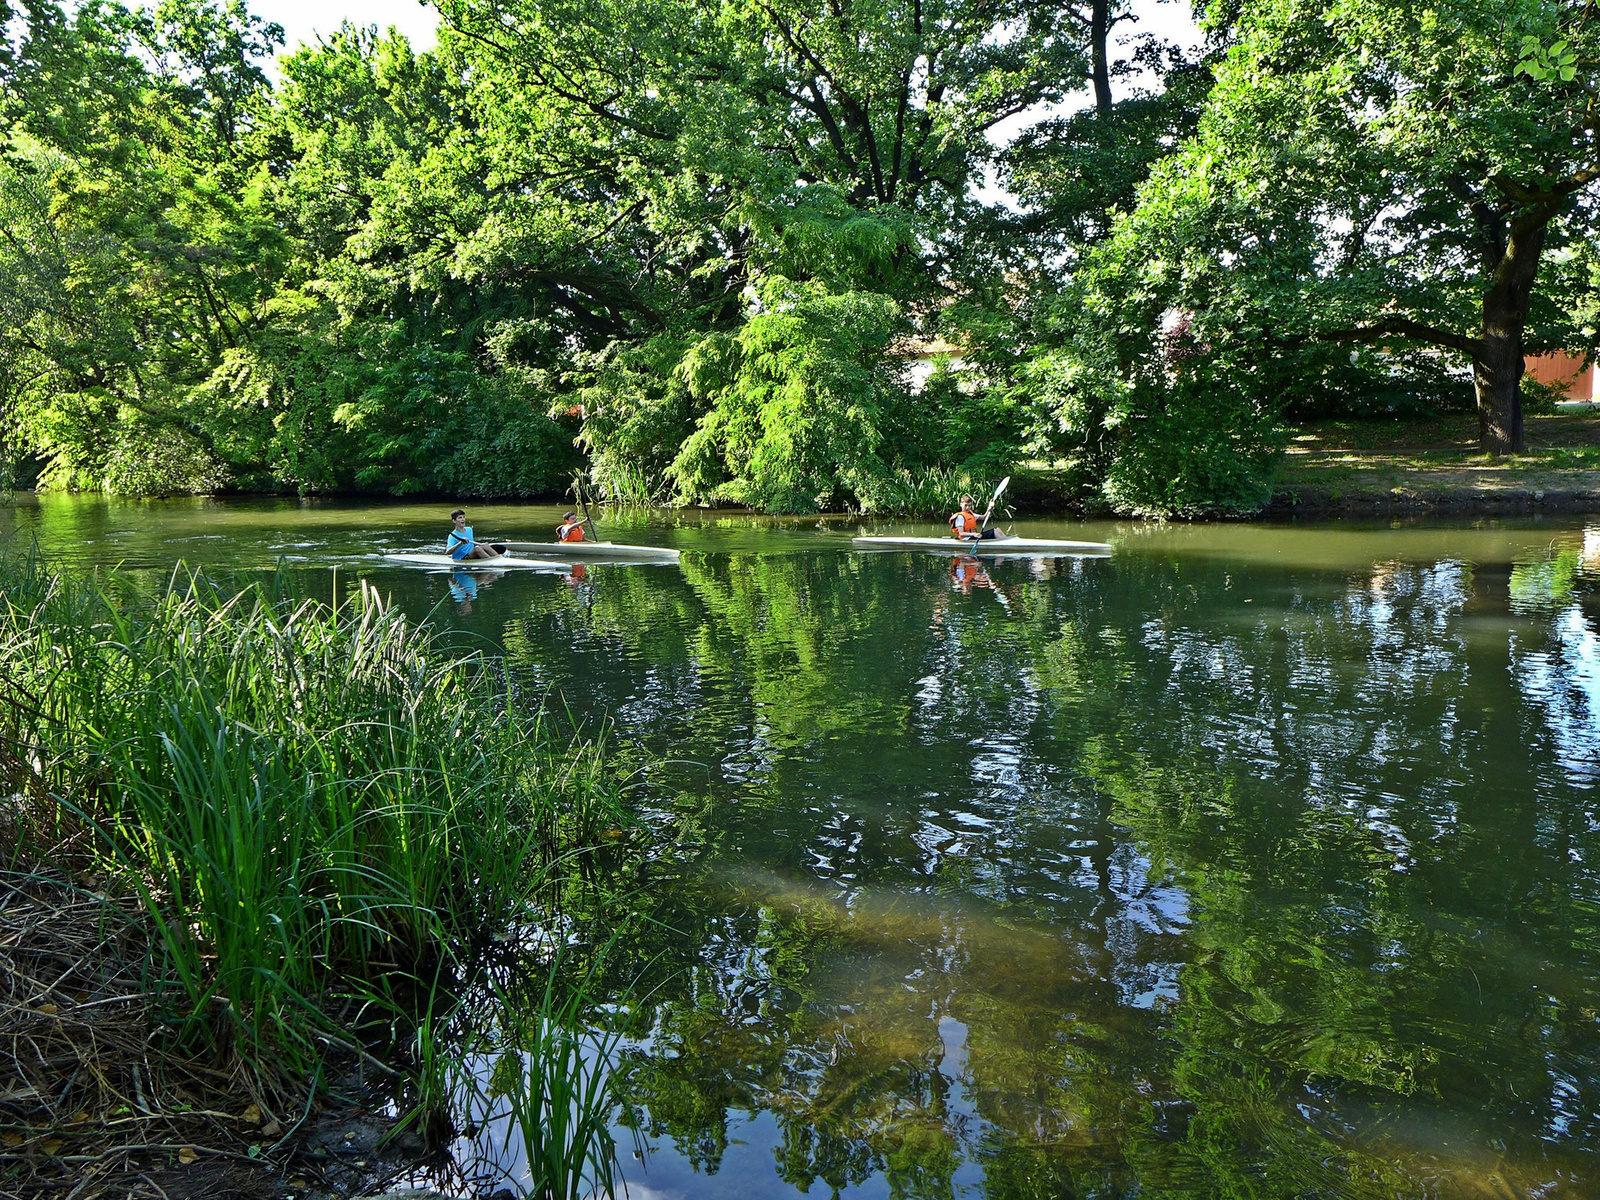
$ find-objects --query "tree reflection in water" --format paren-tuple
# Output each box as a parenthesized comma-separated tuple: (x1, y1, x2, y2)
(493, 536, 1600, 1199)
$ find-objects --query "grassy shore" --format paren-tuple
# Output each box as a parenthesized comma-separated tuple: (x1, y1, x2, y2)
(0, 555, 638, 1199)
(1271, 411, 1600, 513)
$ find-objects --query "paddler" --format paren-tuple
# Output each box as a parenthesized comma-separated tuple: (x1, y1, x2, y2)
(447, 508, 503, 561)
(557, 511, 588, 543)
(949, 494, 999, 541)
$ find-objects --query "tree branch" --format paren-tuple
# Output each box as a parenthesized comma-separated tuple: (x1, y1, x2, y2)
(1318, 316, 1481, 358)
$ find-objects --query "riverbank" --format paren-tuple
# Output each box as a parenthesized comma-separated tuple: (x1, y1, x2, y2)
(7, 410, 1599, 527)
(0, 557, 639, 1200)
(1266, 412, 1600, 515)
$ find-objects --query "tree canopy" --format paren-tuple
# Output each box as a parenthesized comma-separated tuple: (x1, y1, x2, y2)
(0, 0, 1596, 512)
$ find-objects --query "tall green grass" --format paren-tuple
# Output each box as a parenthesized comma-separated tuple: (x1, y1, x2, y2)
(863, 467, 1003, 516)
(0, 553, 625, 1080)
(440, 943, 636, 1200)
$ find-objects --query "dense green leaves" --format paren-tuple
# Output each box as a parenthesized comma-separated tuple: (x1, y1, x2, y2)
(3, 0, 1596, 511)
(1028, 0, 1600, 510)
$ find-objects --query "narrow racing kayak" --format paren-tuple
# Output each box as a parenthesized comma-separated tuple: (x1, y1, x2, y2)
(383, 541, 680, 568)
(852, 534, 1112, 556)
(383, 552, 572, 570)
(499, 541, 680, 563)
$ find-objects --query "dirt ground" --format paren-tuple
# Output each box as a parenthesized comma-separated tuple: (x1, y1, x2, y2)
(1272, 411, 1600, 512)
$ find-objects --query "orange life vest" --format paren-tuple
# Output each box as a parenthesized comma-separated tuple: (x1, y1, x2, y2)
(951, 510, 979, 535)
(558, 522, 586, 543)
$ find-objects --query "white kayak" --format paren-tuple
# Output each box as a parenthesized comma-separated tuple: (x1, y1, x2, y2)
(852, 534, 1112, 556)
(383, 552, 574, 571)
(503, 541, 680, 562)
(384, 542, 679, 569)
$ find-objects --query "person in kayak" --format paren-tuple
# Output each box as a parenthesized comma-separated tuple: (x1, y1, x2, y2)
(557, 512, 588, 543)
(447, 509, 503, 561)
(950, 494, 1000, 541)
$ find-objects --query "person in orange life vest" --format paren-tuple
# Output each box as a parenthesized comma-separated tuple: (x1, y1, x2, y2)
(949, 494, 999, 541)
(557, 512, 587, 542)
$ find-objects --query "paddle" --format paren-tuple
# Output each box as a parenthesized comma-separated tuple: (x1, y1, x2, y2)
(572, 473, 600, 540)
(979, 476, 1010, 530)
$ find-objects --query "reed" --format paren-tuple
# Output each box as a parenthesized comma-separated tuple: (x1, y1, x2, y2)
(450, 942, 637, 1200)
(0, 553, 626, 1080)
(865, 466, 1001, 516)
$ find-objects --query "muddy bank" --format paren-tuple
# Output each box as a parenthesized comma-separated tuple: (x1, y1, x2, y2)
(0, 866, 447, 1200)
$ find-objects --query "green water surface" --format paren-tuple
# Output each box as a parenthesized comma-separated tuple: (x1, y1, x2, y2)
(4, 495, 1598, 1199)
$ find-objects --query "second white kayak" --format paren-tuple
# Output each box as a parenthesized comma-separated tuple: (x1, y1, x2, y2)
(852, 535, 1112, 556)
(503, 541, 680, 562)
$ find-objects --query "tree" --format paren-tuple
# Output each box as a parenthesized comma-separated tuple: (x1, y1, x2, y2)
(1084, 0, 1600, 456)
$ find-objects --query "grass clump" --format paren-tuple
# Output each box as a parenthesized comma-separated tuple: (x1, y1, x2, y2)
(0, 552, 625, 1094)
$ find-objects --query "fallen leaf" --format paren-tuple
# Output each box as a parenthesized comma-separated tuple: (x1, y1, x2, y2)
(177, 1146, 198, 1164)
(290, 1179, 308, 1189)
(261, 1120, 281, 1138)
(2, 1132, 23, 1147)
(33, 1005, 58, 1016)
(40, 1138, 63, 1156)
(239, 1102, 262, 1125)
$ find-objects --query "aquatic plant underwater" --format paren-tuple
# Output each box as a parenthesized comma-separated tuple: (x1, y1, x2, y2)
(0, 550, 637, 1196)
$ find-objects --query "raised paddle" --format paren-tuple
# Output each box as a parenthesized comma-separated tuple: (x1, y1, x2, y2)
(979, 475, 1010, 531)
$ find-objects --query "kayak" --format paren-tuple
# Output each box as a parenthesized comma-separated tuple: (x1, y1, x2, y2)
(852, 535, 1113, 556)
(383, 552, 575, 571)
(503, 541, 680, 563)
(385, 542, 679, 567)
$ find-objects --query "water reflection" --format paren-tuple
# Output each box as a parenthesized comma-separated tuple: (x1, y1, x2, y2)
(483, 543, 1600, 1198)
(5, 497, 1599, 1197)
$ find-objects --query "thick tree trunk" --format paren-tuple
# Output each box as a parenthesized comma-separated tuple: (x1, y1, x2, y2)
(1473, 332, 1524, 455)
(1090, 0, 1112, 116)
(1473, 211, 1549, 455)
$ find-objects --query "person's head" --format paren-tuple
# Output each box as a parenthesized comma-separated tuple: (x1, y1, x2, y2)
(450, 508, 466, 525)
(959, 494, 974, 511)
(563, 511, 577, 522)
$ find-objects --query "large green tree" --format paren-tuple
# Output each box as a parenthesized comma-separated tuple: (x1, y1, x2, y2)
(1059, 0, 1600, 461)
(1, 0, 1213, 505)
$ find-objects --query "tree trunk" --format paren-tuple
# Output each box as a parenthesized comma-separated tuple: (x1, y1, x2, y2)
(1473, 333, 1524, 455)
(1090, 0, 1112, 116)
(1474, 210, 1549, 455)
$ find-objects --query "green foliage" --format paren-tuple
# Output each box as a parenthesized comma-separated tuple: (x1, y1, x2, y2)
(449, 947, 637, 1200)
(571, 334, 702, 505)
(0, 554, 623, 1068)
(670, 279, 917, 512)
(37, 0, 1596, 508)
(0, 0, 1129, 506)
(1516, 35, 1578, 82)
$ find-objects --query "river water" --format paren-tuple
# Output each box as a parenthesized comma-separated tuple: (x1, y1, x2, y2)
(4, 495, 1598, 1199)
